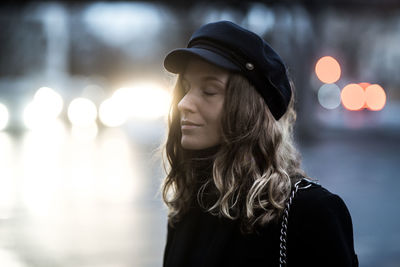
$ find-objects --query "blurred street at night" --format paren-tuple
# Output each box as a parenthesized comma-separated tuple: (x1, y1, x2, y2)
(0, 1, 399, 266)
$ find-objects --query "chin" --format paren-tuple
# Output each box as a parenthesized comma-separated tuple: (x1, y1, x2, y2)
(181, 141, 202, 150)
(181, 138, 218, 150)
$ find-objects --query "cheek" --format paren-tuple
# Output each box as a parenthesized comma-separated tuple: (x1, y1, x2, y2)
(213, 104, 224, 128)
(205, 111, 223, 137)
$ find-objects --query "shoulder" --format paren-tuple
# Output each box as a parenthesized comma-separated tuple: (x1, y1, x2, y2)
(290, 183, 352, 227)
(286, 183, 358, 266)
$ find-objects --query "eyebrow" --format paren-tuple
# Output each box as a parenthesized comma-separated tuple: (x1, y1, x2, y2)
(182, 75, 226, 86)
(202, 76, 226, 85)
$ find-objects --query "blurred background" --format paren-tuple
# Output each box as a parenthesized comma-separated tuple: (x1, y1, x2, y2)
(0, 1, 399, 266)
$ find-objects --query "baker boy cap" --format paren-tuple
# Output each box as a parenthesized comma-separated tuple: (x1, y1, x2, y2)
(164, 21, 292, 121)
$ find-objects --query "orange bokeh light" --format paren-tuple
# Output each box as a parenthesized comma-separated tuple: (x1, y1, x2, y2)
(365, 84, 386, 111)
(315, 56, 341, 84)
(358, 83, 370, 108)
(341, 84, 365, 111)
(358, 82, 371, 89)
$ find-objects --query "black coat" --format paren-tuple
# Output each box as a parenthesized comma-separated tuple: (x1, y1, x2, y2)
(163, 183, 358, 267)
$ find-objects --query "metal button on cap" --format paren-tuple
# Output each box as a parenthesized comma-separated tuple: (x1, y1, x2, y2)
(245, 62, 254, 70)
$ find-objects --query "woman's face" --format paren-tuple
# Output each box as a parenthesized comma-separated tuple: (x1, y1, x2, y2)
(178, 59, 229, 150)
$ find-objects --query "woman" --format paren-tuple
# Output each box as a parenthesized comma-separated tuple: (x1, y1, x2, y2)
(160, 21, 358, 267)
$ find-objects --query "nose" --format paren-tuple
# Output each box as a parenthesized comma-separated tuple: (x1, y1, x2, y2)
(177, 90, 196, 114)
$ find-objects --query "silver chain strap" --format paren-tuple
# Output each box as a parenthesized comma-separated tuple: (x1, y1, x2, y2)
(279, 178, 315, 267)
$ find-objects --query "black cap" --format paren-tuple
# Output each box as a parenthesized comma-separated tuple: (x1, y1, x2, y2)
(164, 21, 292, 121)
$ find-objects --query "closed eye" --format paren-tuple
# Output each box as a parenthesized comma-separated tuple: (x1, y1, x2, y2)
(203, 91, 217, 96)
(201, 84, 220, 96)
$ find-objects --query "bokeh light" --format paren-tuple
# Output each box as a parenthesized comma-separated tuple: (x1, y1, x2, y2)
(34, 87, 64, 118)
(315, 56, 341, 84)
(112, 83, 171, 120)
(68, 98, 98, 127)
(317, 84, 341, 109)
(365, 84, 386, 111)
(341, 83, 366, 111)
(23, 87, 64, 129)
(245, 3, 275, 36)
(83, 2, 162, 47)
(98, 98, 127, 127)
(359, 82, 371, 89)
(0, 103, 9, 131)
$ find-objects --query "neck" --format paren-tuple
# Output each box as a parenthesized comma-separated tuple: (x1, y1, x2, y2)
(184, 144, 221, 159)
(183, 145, 220, 188)
(183, 146, 222, 210)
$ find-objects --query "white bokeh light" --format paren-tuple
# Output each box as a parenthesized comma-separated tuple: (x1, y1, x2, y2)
(68, 98, 98, 127)
(34, 87, 64, 118)
(0, 103, 9, 131)
(83, 2, 162, 47)
(23, 87, 64, 129)
(245, 3, 275, 36)
(112, 83, 171, 120)
(98, 98, 127, 127)
(317, 83, 341, 110)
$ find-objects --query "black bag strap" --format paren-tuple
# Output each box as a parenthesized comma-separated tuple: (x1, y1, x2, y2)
(278, 177, 319, 267)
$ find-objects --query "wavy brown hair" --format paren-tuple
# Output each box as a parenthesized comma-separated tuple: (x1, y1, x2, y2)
(160, 73, 307, 234)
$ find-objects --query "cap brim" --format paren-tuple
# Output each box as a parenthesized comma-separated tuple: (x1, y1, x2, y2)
(164, 47, 240, 74)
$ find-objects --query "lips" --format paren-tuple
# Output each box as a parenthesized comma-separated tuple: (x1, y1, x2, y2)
(181, 120, 202, 130)
(181, 120, 201, 126)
